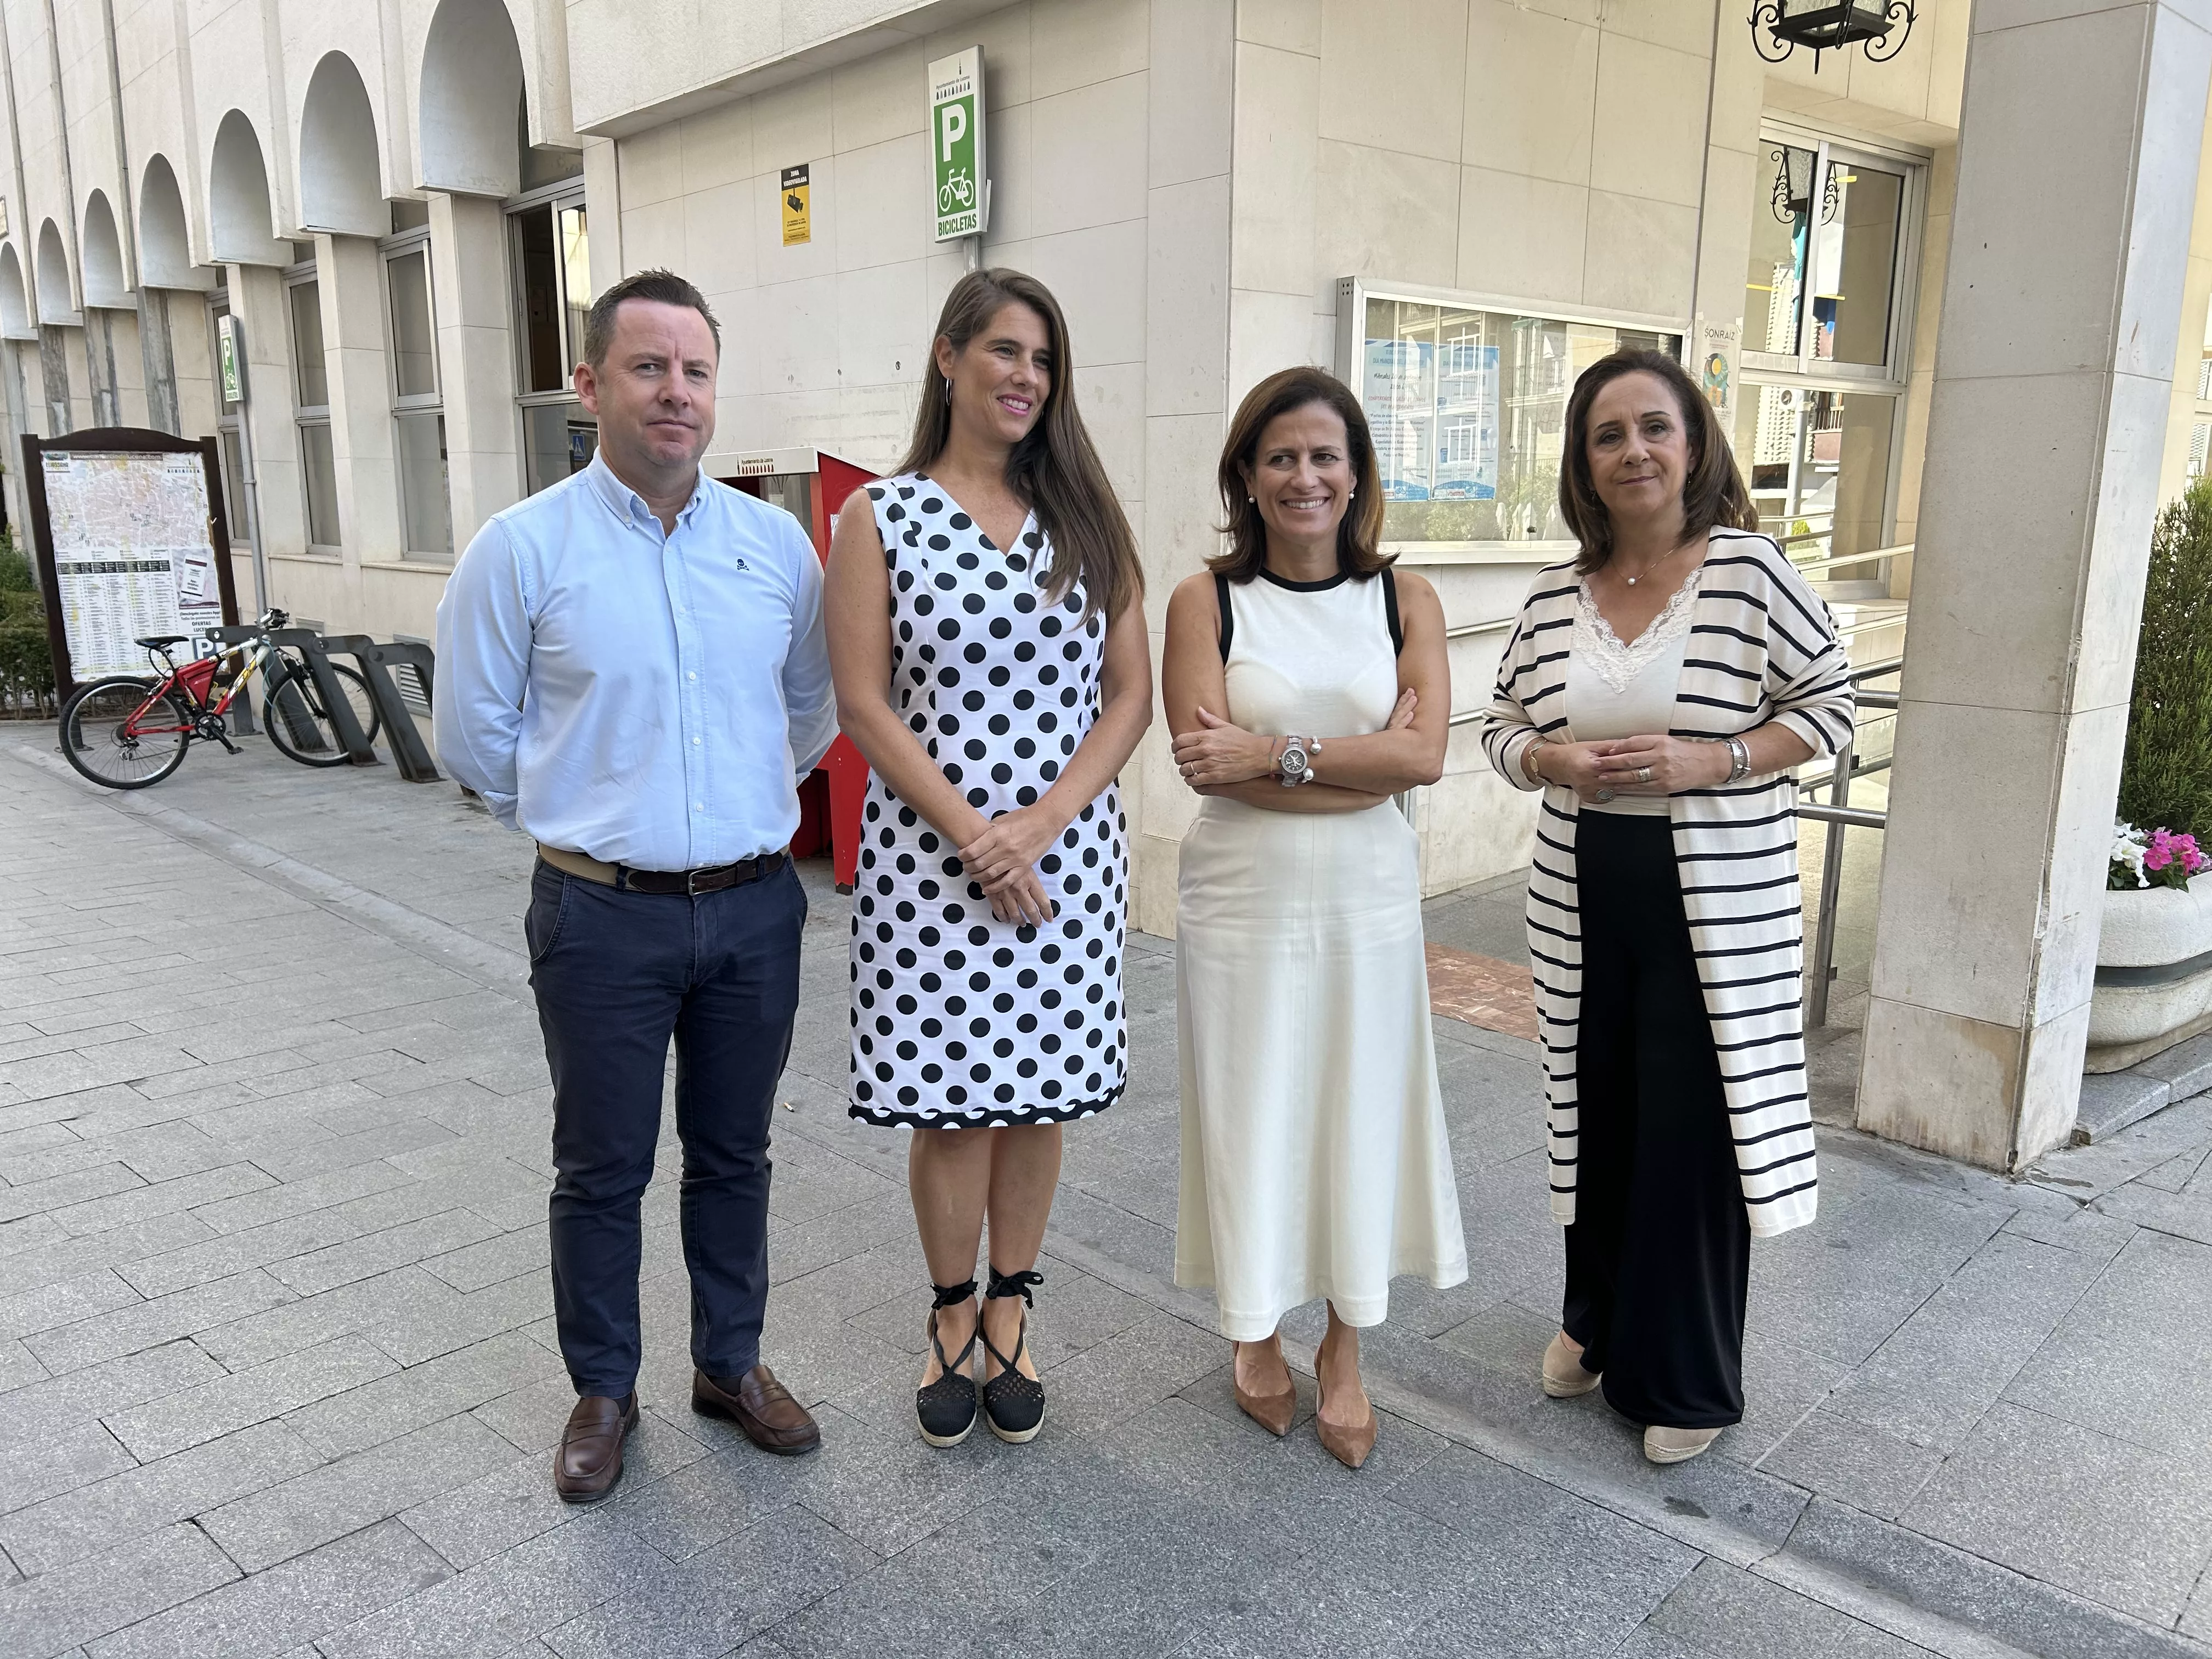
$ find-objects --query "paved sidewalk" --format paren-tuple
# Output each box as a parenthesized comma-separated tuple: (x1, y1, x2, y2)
(2, 728, 2210, 1659)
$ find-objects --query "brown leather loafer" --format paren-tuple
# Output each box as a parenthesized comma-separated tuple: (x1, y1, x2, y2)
(692, 1363, 821, 1455)
(554, 1392, 638, 1503)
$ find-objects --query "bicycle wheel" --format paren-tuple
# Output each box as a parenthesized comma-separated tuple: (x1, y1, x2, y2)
(59, 676, 194, 789)
(276, 651, 382, 744)
(263, 661, 379, 766)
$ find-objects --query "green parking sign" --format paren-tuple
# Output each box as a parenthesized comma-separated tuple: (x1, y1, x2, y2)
(929, 48, 986, 242)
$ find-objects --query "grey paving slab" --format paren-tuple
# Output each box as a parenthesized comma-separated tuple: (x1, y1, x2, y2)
(1899, 1400, 2212, 1625)
(265, 1206, 501, 1297)
(2075, 1070, 2174, 1144)
(100, 1331, 399, 1460)
(2004, 1226, 2212, 1457)
(0, 1418, 325, 1575)
(1824, 1231, 2104, 1452)
(0, 1271, 142, 1341)
(0, 1421, 137, 1520)
(279, 1327, 566, 1459)
(0, 1521, 240, 1659)
(83, 1519, 452, 1659)
(543, 1504, 876, 1659)
(400, 1407, 709, 1570)
(1785, 1496, 2208, 1659)
(0, 1339, 227, 1452)
(22, 1268, 295, 1375)
(1641, 1559, 1936, 1659)
(196, 1411, 521, 1572)
(1755, 1406, 1944, 1521)
(313, 1509, 673, 1659)
(2097, 1181, 2212, 1247)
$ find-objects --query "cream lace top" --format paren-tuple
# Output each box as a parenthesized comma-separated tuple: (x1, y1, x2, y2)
(1562, 567, 1702, 816)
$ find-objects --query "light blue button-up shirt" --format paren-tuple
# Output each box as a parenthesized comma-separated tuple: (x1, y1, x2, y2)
(433, 452, 838, 872)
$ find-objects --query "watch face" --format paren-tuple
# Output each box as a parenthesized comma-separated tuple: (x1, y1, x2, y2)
(1280, 747, 1308, 778)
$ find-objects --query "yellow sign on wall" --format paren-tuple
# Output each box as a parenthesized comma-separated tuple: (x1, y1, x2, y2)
(781, 165, 810, 246)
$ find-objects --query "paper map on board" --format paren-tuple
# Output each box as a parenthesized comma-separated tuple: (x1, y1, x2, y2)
(43, 451, 219, 679)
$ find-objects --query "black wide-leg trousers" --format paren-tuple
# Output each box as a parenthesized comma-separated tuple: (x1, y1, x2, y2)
(526, 857, 806, 1399)
(1561, 810, 1751, 1430)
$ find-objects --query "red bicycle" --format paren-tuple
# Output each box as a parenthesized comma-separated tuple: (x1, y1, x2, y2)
(57, 608, 382, 789)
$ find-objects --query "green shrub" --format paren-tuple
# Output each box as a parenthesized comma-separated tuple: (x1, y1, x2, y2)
(2119, 477, 2212, 838)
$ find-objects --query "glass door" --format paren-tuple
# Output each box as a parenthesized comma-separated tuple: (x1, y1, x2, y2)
(510, 187, 595, 496)
(1740, 130, 1920, 591)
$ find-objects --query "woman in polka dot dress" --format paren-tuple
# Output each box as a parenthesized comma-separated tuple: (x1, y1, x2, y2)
(826, 270, 1151, 1451)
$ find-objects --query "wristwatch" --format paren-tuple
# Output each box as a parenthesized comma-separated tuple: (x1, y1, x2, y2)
(1277, 734, 1313, 787)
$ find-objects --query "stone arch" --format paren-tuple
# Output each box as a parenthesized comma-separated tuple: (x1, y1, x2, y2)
(35, 218, 75, 323)
(209, 110, 290, 264)
(299, 52, 385, 235)
(0, 243, 31, 339)
(139, 154, 213, 289)
(81, 190, 129, 307)
(419, 0, 524, 196)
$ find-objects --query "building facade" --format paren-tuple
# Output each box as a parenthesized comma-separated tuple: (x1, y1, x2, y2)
(5, 0, 2209, 1167)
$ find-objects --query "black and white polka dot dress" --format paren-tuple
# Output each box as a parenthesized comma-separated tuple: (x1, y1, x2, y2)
(847, 472, 1130, 1129)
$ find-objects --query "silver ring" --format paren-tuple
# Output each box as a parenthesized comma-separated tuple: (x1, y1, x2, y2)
(1594, 788, 1616, 803)
(1635, 766, 1653, 785)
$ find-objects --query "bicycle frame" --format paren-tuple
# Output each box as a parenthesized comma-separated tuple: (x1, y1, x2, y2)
(114, 635, 273, 738)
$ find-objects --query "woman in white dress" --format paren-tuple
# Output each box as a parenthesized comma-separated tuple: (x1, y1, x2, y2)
(1164, 366, 1467, 1469)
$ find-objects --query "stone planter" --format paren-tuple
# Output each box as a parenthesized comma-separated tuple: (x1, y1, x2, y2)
(2087, 872, 2212, 1070)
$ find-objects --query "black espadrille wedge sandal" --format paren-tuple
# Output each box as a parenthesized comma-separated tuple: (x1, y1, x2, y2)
(917, 1279, 980, 1448)
(980, 1266, 1046, 1444)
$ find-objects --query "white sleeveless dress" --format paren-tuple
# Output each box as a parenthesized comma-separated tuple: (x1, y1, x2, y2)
(1173, 568, 1468, 1339)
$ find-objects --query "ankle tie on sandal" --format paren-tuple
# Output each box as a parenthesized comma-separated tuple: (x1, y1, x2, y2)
(930, 1279, 977, 1308)
(985, 1267, 1043, 1306)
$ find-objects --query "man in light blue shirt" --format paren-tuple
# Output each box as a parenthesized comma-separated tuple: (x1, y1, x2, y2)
(435, 269, 834, 1502)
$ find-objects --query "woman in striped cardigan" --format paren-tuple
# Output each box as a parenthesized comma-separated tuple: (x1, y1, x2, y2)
(1480, 349, 1853, 1465)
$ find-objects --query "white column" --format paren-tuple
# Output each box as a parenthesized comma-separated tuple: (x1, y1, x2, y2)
(1858, 0, 2212, 1169)
(427, 193, 521, 552)
(314, 233, 402, 564)
(227, 263, 308, 560)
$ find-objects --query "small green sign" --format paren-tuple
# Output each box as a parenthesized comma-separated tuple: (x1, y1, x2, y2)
(929, 48, 986, 243)
(217, 314, 245, 406)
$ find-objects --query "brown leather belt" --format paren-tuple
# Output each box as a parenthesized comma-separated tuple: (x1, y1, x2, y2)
(537, 842, 786, 896)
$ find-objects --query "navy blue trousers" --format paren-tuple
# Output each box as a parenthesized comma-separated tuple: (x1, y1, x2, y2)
(525, 856, 805, 1398)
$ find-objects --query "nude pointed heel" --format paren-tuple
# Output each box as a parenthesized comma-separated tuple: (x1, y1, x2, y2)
(1313, 1336, 1376, 1470)
(1232, 1341, 1296, 1437)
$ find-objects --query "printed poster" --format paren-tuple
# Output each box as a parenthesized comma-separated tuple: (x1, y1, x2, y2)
(43, 450, 221, 679)
(1363, 338, 1435, 500)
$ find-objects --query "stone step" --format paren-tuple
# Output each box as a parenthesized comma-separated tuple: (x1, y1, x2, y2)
(2075, 1033, 2212, 1143)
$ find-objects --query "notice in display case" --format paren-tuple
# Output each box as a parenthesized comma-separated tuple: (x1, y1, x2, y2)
(1364, 338, 1435, 500)
(24, 429, 238, 697)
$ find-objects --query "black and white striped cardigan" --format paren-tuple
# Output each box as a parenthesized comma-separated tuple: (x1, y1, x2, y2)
(1479, 528, 1855, 1238)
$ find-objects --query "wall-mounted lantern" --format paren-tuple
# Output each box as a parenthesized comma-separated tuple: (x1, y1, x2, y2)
(1749, 0, 1914, 71)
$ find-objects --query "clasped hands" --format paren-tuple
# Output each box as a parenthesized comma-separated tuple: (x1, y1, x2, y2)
(1171, 690, 1419, 789)
(1536, 733, 1732, 802)
(958, 805, 1064, 928)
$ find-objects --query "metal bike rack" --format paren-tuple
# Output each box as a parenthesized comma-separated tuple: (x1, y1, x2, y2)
(318, 635, 442, 783)
(267, 629, 384, 767)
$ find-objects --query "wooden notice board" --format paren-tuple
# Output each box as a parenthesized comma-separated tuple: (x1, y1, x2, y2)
(22, 427, 239, 700)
